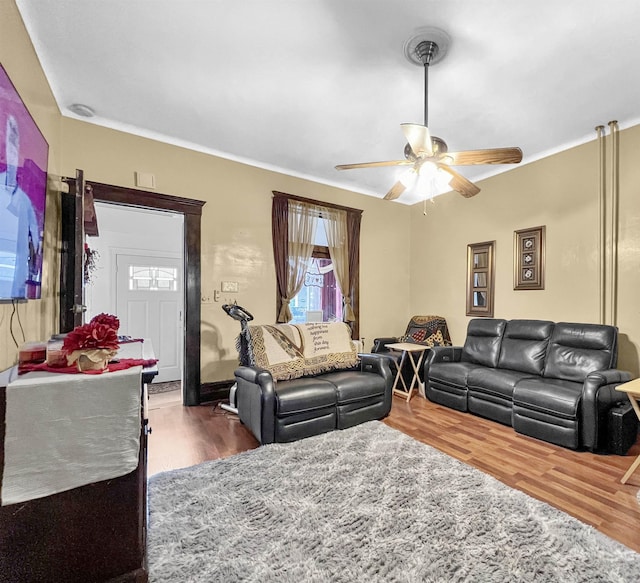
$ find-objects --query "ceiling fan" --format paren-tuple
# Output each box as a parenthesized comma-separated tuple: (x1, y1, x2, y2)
(335, 29, 523, 201)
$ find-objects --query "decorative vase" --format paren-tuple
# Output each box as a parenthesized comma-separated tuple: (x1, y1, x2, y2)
(70, 348, 117, 372)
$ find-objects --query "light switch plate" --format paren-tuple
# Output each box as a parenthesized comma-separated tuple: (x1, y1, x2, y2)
(221, 281, 239, 293)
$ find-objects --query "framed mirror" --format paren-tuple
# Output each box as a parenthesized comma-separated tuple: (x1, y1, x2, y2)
(467, 241, 495, 317)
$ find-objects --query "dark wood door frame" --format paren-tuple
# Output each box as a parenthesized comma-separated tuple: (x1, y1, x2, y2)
(61, 179, 206, 406)
(60, 171, 85, 332)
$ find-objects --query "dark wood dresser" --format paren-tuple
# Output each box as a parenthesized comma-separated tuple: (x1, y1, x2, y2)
(0, 349, 156, 582)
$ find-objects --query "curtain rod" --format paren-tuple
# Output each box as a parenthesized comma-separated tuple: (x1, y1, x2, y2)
(272, 191, 364, 215)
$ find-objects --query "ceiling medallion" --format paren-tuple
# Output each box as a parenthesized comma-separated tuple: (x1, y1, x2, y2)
(403, 27, 451, 67)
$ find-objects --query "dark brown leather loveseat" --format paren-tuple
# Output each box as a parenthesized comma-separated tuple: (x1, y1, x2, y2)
(424, 318, 632, 451)
(234, 322, 394, 444)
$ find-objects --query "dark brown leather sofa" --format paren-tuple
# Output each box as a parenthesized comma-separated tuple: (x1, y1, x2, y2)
(424, 318, 632, 451)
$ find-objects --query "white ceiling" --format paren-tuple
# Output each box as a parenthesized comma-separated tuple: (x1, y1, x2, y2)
(16, 0, 640, 205)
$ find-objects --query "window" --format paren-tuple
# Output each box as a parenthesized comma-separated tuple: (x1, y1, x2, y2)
(290, 257, 344, 324)
(129, 265, 178, 291)
(272, 192, 362, 338)
(289, 217, 344, 324)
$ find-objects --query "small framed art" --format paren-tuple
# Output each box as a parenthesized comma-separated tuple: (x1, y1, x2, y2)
(466, 241, 495, 317)
(514, 226, 545, 290)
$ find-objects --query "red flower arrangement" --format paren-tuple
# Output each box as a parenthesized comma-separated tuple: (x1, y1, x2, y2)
(63, 313, 121, 371)
(90, 312, 120, 332)
(63, 322, 120, 354)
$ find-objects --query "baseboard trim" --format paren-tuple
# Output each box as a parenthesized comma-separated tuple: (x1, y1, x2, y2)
(200, 380, 234, 404)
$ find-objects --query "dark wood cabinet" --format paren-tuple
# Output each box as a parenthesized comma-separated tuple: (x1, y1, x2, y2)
(0, 368, 151, 583)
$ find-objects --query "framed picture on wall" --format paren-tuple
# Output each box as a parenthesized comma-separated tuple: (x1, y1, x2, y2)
(466, 241, 495, 317)
(514, 226, 545, 290)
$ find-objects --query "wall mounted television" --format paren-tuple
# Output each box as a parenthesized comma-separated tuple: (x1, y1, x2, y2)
(0, 63, 49, 301)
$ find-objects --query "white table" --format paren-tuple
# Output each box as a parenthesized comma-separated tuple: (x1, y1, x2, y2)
(615, 378, 640, 484)
(1, 339, 156, 506)
(385, 342, 430, 402)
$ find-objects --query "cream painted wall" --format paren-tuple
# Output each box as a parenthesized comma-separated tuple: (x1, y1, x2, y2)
(0, 0, 62, 370)
(410, 125, 640, 376)
(0, 1, 412, 378)
(5, 0, 638, 386)
(59, 119, 413, 382)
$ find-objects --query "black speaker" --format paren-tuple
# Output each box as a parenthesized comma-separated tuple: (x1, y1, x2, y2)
(607, 402, 639, 455)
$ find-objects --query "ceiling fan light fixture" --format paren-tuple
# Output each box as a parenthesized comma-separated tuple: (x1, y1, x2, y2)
(415, 166, 451, 199)
(399, 166, 419, 188)
(336, 26, 522, 203)
(418, 160, 438, 179)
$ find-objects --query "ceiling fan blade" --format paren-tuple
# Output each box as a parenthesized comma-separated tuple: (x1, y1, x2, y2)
(335, 160, 413, 170)
(401, 123, 433, 157)
(445, 147, 523, 165)
(383, 181, 406, 201)
(437, 164, 481, 198)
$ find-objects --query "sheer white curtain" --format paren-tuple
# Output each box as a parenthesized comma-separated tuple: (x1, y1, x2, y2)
(277, 200, 318, 322)
(320, 206, 354, 322)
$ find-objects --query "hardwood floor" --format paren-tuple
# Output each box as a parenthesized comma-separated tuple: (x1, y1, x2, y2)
(147, 394, 640, 553)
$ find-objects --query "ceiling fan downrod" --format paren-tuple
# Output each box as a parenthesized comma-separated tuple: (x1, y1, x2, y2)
(414, 40, 439, 127)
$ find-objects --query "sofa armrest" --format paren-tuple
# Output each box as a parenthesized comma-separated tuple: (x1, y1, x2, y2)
(235, 366, 277, 444)
(359, 353, 395, 416)
(371, 337, 400, 353)
(424, 346, 463, 383)
(360, 353, 394, 385)
(581, 368, 634, 451)
(426, 346, 462, 365)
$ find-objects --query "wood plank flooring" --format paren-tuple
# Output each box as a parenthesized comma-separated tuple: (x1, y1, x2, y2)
(147, 393, 640, 553)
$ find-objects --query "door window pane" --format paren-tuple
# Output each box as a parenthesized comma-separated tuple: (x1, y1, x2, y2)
(129, 265, 178, 291)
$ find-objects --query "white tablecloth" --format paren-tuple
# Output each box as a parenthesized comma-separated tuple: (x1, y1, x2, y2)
(1, 342, 146, 506)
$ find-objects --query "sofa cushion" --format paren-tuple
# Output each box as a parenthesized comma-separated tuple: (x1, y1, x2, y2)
(461, 319, 507, 368)
(274, 377, 337, 415)
(319, 370, 386, 404)
(498, 319, 554, 375)
(467, 367, 535, 400)
(513, 377, 583, 419)
(429, 361, 481, 389)
(543, 322, 618, 382)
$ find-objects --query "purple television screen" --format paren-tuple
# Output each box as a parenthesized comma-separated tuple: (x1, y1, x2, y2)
(0, 63, 49, 300)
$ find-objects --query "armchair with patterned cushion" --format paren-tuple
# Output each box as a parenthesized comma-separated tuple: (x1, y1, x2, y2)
(372, 315, 452, 387)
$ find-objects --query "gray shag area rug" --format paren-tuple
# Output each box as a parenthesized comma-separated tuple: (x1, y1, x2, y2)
(148, 421, 640, 582)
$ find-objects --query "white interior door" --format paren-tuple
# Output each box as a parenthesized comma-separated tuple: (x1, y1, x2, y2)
(116, 254, 183, 383)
